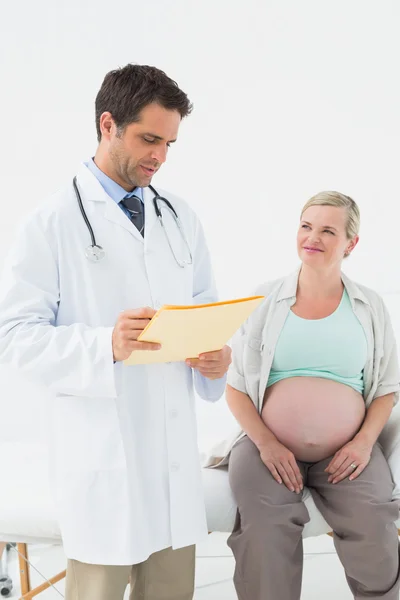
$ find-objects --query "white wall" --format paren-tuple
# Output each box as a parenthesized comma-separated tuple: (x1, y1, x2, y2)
(1, 0, 399, 448)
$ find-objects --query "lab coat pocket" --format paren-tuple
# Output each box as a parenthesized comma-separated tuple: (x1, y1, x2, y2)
(53, 395, 126, 472)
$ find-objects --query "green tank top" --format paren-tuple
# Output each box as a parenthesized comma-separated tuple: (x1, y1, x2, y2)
(267, 289, 368, 393)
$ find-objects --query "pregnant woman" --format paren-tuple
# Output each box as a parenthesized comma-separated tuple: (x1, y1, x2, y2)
(225, 192, 400, 599)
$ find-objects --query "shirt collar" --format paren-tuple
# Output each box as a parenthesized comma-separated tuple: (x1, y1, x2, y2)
(276, 265, 370, 306)
(84, 158, 143, 205)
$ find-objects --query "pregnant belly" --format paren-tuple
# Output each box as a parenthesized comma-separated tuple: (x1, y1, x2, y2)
(261, 377, 366, 461)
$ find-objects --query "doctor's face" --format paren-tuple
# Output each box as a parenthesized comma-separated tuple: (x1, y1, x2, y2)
(101, 103, 181, 190)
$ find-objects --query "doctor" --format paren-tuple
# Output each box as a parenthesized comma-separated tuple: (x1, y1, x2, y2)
(0, 64, 231, 600)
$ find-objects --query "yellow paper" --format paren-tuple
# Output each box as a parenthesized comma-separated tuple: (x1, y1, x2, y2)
(123, 296, 264, 366)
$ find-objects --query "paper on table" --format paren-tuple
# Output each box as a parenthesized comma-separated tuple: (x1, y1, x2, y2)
(123, 296, 264, 366)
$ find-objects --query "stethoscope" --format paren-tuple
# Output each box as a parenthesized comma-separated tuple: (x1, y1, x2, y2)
(72, 177, 193, 268)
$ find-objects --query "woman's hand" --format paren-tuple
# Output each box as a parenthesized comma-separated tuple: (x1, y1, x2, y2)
(259, 440, 303, 494)
(325, 438, 373, 484)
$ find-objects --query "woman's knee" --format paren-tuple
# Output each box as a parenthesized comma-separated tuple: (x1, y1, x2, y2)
(343, 447, 398, 533)
(229, 436, 282, 503)
(349, 499, 399, 539)
(229, 437, 308, 529)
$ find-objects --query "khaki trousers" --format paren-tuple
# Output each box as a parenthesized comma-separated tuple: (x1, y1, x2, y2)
(228, 436, 400, 600)
(65, 545, 195, 600)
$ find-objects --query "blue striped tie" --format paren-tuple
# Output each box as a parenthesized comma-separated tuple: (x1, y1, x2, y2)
(120, 195, 144, 236)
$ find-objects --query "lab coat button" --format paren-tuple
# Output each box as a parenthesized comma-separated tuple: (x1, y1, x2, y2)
(170, 462, 180, 472)
(169, 409, 178, 418)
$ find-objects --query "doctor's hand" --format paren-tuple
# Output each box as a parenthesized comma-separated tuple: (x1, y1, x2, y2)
(186, 345, 232, 380)
(112, 307, 161, 362)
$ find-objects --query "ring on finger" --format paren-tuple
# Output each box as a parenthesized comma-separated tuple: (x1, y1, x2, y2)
(350, 463, 357, 470)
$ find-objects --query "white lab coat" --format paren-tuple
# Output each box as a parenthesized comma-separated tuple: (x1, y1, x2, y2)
(0, 163, 225, 565)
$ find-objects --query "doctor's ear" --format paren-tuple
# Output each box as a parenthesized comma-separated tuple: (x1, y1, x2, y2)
(99, 112, 117, 141)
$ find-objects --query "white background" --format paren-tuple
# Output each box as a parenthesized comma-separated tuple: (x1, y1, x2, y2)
(0, 0, 399, 447)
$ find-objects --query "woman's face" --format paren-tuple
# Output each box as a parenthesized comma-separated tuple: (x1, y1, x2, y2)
(297, 205, 358, 270)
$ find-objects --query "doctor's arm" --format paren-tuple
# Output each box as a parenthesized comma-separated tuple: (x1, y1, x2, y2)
(0, 217, 117, 398)
(190, 218, 228, 402)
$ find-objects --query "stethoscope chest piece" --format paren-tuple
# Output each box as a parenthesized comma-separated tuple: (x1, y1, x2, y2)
(85, 244, 105, 262)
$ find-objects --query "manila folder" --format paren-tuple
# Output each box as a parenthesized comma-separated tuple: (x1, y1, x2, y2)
(123, 295, 264, 366)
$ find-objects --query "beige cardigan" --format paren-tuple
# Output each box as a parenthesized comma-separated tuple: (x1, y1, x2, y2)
(203, 268, 400, 468)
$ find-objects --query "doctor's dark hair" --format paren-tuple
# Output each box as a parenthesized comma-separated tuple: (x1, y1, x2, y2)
(95, 64, 193, 142)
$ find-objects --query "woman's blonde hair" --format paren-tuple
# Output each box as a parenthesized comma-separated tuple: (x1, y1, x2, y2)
(301, 191, 360, 240)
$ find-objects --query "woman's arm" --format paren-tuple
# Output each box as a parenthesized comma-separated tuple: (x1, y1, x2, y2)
(226, 384, 303, 493)
(326, 294, 399, 484)
(226, 384, 277, 449)
(325, 393, 394, 484)
(354, 393, 395, 446)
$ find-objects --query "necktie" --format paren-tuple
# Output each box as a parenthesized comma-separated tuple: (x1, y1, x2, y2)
(120, 195, 144, 236)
